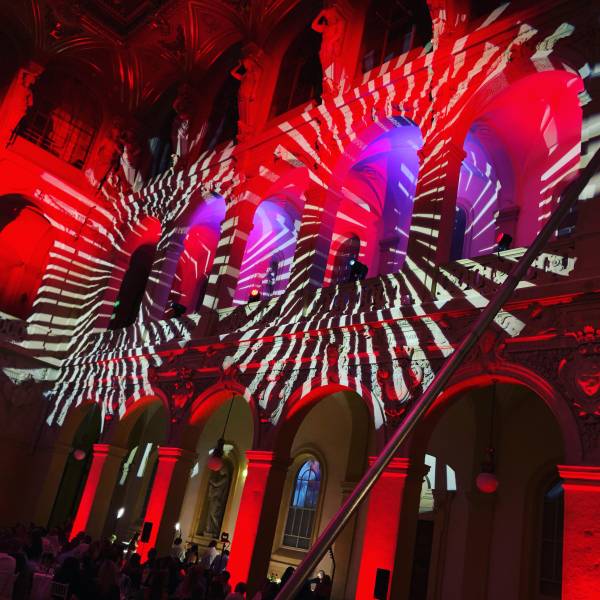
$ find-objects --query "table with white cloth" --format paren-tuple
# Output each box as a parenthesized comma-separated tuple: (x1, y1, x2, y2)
(30, 573, 53, 600)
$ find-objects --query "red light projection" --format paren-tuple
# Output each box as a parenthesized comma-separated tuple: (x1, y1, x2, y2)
(0, 1, 597, 594)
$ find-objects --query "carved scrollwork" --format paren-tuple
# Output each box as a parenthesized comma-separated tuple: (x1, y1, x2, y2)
(558, 326, 600, 450)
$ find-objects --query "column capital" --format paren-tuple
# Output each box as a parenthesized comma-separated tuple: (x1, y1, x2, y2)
(367, 456, 428, 481)
(558, 464, 600, 487)
(157, 446, 197, 463)
(225, 199, 257, 230)
(245, 450, 290, 471)
(92, 443, 128, 459)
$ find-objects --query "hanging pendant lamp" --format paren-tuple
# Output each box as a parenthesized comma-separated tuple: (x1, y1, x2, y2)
(476, 382, 499, 494)
(207, 395, 235, 472)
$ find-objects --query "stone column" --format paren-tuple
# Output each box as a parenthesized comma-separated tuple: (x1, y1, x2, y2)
(406, 141, 466, 271)
(332, 480, 360, 599)
(356, 457, 424, 600)
(287, 185, 339, 293)
(428, 489, 455, 600)
(136, 446, 197, 560)
(201, 199, 256, 311)
(558, 465, 600, 599)
(70, 444, 128, 539)
(459, 490, 496, 598)
(227, 450, 290, 593)
(142, 236, 185, 321)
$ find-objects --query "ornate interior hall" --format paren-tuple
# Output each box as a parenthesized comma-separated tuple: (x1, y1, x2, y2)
(0, 0, 599, 598)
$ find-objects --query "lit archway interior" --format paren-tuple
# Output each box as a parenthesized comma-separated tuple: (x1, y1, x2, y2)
(108, 217, 161, 329)
(0, 194, 54, 320)
(168, 194, 226, 313)
(234, 197, 301, 304)
(325, 119, 422, 285)
(453, 69, 583, 259)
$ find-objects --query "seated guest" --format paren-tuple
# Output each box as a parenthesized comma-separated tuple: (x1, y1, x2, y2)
(226, 582, 247, 599)
(199, 540, 218, 569)
(212, 549, 229, 574)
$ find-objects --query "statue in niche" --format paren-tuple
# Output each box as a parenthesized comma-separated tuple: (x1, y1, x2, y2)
(6, 62, 43, 147)
(202, 462, 232, 537)
(311, 3, 346, 96)
(230, 44, 264, 143)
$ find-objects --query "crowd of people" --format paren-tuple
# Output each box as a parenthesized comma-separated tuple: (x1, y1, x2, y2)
(0, 524, 332, 600)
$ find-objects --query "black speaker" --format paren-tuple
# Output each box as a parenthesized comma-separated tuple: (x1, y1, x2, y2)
(140, 522, 153, 543)
(374, 568, 390, 600)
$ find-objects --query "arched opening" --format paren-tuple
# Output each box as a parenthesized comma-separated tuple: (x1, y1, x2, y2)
(452, 70, 583, 259)
(109, 244, 157, 329)
(359, 0, 432, 73)
(13, 67, 100, 169)
(48, 404, 102, 529)
(106, 399, 169, 542)
(167, 195, 226, 315)
(0, 195, 54, 319)
(177, 394, 254, 556)
(234, 197, 301, 304)
(404, 382, 566, 599)
(325, 119, 423, 285)
(270, 1, 323, 117)
(269, 389, 374, 596)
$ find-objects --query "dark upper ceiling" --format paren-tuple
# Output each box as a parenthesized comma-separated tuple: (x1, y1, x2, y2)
(74, 0, 172, 37)
(0, 0, 306, 112)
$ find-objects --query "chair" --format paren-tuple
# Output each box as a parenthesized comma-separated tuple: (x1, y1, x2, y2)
(0, 571, 15, 600)
(50, 580, 69, 599)
(30, 572, 53, 600)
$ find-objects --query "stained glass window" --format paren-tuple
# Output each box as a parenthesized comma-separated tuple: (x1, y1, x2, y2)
(283, 459, 321, 549)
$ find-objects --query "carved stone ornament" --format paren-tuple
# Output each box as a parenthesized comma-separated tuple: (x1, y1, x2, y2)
(380, 358, 434, 429)
(559, 326, 600, 449)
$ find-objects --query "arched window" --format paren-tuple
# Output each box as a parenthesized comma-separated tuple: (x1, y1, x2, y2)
(271, 16, 322, 117)
(283, 459, 321, 549)
(331, 235, 360, 285)
(109, 243, 157, 329)
(539, 480, 563, 597)
(450, 206, 468, 261)
(15, 69, 100, 169)
(360, 0, 432, 73)
(0, 195, 54, 319)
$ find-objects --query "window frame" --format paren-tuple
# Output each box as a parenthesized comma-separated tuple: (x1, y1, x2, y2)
(280, 455, 325, 552)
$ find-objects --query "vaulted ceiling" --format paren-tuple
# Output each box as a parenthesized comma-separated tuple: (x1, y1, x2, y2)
(0, 0, 308, 111)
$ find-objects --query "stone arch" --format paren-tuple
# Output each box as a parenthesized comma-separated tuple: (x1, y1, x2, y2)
(273, 378, 379, 460)
(405, 360, 582, 464)
(106, 391, 170, 449)
(161, 193, 227, 316)
(55, 400, 101, 447)
(176, 382, 257, 546)
(182, 381, 259, 452)
(46, 402, 102, 528)
(446, 65, 584, 253)
(96, 215, 162, 329)
(0, 193, 56, 319)
(325, 115, 424, 281)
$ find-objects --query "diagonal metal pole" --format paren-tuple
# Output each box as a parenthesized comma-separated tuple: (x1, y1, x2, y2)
(278, 149, 600, 599)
